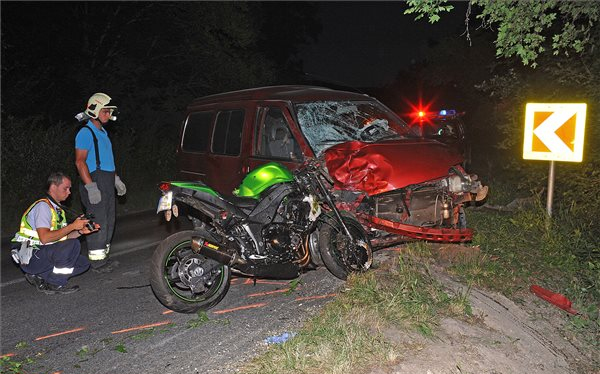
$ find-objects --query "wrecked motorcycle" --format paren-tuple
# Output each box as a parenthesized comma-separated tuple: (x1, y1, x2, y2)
(150, 159, 372, 313)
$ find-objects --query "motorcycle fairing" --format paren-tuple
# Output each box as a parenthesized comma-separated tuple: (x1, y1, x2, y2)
(324, 139, 463, 196)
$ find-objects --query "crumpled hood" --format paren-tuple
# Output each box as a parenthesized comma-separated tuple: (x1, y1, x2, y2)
(324, 139, 464, 195)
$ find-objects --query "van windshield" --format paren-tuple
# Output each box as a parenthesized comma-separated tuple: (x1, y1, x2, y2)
(294, 100, 410, 156)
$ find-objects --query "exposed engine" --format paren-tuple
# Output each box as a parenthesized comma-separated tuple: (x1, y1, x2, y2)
(262, 224, 303, 262)
(223, 192, 313, 264)
(373, 186, 456, 228)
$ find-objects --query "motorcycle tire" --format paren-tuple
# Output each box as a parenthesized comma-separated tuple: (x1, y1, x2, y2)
(150, 230, 231, 314)
(318, 212, 373, 280)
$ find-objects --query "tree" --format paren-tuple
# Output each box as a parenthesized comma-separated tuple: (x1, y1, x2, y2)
(404, 0, 600, 68)
(1, 2, 321, 235)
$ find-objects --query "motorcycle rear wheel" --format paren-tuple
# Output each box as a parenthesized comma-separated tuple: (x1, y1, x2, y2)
(150, 230, 231, 313)
(318, 213, 373, 280)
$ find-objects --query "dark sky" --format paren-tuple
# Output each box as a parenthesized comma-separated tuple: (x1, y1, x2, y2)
(299, 2, 468, 88)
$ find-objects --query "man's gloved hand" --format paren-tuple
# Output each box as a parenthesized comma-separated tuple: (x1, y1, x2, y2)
(85, 182, 102, 204)
(115, 176, 127, 196)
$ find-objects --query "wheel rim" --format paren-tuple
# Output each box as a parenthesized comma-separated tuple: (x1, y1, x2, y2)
(164, 240, 227, 302)
(331, 224, 372, 272)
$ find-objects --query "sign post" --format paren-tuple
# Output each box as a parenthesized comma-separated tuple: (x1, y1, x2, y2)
(523, 103, 586, 218)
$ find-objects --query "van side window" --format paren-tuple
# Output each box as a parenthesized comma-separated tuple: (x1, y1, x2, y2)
(255, 107, 302, 161)
(182, 111, 214, 153)
(212, 109, 244, 156)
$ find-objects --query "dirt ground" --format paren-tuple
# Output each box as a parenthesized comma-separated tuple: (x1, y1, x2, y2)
(369, 246, 599, 374)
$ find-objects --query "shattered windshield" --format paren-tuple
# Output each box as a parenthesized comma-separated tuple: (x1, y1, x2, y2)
(294, 100, 410, 156)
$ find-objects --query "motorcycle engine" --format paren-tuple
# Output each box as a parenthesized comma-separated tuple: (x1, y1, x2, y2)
(274, 193, 311, 224)
(262, 224, 302, 263)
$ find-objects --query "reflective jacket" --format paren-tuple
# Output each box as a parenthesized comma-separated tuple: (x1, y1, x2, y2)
(12, 198, 67, 246)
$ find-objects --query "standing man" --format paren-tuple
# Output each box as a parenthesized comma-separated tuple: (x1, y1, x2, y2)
(12, 172, 97, 294)
(75, 93, 127, 273)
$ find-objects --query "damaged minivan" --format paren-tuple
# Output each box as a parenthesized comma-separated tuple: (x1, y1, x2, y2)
(176, 85, 487, 244)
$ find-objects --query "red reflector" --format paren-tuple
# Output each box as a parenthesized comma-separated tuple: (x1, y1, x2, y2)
(159, 182, 171, 192)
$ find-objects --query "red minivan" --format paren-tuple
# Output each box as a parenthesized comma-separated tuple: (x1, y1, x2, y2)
(176, 85, 487, 243)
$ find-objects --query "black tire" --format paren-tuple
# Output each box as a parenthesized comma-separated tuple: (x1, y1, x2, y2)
(318, 213, 373, 280)
(150, 230, 231, 314)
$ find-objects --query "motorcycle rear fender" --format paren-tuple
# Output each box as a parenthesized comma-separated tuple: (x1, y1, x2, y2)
(169, 181, 219, 197)
(170, 185, 248, 220)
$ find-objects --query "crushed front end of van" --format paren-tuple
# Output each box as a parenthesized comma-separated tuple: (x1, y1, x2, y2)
(295, 99, 487, 243)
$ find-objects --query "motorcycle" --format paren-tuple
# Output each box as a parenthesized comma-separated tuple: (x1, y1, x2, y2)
(150, 158, 373, 313)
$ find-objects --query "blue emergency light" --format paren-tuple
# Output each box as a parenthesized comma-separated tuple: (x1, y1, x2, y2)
(439, 109, 456, 116)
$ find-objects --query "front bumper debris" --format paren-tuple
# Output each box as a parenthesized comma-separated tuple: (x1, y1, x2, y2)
(360, 213, 473, 242)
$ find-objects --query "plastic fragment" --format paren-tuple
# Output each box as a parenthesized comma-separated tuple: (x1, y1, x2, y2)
(530, 284, 578, 315)
(264, 332, 296, 345)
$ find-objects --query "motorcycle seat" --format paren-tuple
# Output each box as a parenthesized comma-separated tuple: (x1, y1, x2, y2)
(227, 195, 259, 209)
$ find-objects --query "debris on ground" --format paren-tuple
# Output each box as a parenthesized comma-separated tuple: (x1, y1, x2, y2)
(264, 332, 296, 345)
(530, 284, 579, 315)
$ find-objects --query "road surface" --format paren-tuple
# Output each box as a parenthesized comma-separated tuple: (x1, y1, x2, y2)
(1, 210, 344, 373)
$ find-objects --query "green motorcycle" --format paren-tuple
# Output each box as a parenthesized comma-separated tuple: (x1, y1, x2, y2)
(151, 158, 373, 313)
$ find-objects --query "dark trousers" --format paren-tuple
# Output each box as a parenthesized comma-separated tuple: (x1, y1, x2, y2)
(80, 170, 116, 256)
(21, 239, 90, 286)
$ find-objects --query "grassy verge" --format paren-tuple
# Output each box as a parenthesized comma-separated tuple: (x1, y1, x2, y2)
(241, 184, 599, 372)
(241, 247, 472, 374)
(455, 199, 599, 347)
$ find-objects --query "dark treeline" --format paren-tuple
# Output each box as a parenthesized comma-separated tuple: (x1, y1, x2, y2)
(1, 2, 320, 235)
(2, 2, 599, 246)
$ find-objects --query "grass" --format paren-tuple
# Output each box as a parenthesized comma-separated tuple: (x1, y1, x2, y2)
(451, 183, 599, 348)
(240, 248, 471, 374)
(0, 355, 35, 374)
(241, 180, 599, 373)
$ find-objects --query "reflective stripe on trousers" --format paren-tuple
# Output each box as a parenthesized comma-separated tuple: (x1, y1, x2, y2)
(88, 248, 107, 261)
(53, 266, 74, 274)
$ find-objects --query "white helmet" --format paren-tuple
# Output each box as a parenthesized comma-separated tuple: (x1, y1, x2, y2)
(85, 93, 118, 119)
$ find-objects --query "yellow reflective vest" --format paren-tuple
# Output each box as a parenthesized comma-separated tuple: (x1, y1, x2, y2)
(12, 198, 67, 246)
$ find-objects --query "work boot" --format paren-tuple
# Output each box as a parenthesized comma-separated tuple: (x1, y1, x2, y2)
(91, 259, 119, 274)
(24, 273, 45, 290)
(40, 283, 80, 295)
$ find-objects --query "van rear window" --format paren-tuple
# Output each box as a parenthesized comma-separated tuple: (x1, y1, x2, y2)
(212, 110, 244, 156)
(182, 111, 213, 153)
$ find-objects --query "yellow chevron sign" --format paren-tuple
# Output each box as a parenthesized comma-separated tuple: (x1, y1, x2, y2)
(523, 103, 586, 162)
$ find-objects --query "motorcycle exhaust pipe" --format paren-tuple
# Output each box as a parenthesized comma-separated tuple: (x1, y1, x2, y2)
(191, 236, 246, 267)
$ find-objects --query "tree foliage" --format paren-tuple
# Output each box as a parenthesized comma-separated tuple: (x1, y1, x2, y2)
(1, 2, 318, 235)
(405, 0, 600, 67)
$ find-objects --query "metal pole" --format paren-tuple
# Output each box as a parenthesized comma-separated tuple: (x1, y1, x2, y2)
(546, 160, 555, 217)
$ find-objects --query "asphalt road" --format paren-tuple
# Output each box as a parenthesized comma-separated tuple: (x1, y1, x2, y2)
(1, 210, 345, 373)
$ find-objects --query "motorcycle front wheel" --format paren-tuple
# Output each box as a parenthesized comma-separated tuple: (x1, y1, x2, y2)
(318, 213, 373, 280)
(150, 230, 231, 313)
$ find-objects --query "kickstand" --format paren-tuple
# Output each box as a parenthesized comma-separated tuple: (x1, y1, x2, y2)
(253, 277, 257, 286)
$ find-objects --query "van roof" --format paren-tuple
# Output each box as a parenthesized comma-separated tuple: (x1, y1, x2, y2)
(189, 85, 371, 107)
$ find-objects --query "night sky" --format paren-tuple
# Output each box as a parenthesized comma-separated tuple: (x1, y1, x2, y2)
(299, 2, 469, 88)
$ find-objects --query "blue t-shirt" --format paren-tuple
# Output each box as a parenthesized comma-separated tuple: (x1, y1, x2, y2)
(27, 200, 63, 230)
(75, 120, 115, 173)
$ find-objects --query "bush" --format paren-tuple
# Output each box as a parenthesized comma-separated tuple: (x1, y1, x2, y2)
(1, 113, 179, 236)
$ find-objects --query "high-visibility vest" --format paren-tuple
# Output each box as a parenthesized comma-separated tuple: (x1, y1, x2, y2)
(12, 198, 67, 246)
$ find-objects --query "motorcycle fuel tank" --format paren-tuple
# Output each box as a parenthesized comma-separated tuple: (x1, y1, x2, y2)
(324, 139, 464, 196)
(233, 162, 294, 198)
